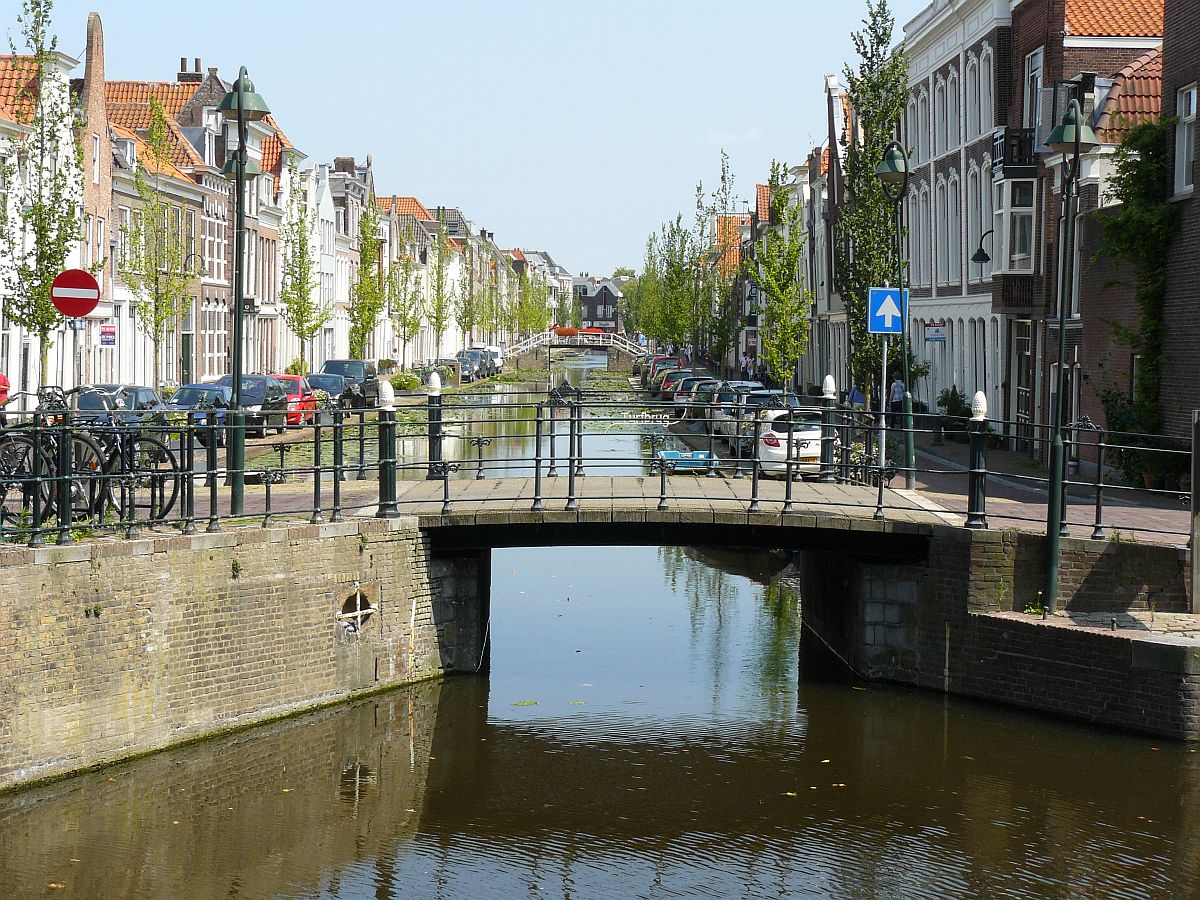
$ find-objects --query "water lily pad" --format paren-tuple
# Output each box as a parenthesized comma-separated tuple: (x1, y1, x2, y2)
(513, 699, 539, 707)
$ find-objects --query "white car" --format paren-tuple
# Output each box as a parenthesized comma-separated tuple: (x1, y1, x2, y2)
(753, 408, 824, 478)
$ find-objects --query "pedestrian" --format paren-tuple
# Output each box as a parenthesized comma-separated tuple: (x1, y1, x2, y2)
(0, 370, 9, 426)
(888, 371, 905, 414)
(740, 354, 749, 380)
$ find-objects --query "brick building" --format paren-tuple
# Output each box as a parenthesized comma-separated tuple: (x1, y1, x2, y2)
(1159, 0, 1200, 436)
(1006, 0, 1161, 452)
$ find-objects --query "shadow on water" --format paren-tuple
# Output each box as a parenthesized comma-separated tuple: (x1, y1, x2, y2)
(3, 543, 1200, 897)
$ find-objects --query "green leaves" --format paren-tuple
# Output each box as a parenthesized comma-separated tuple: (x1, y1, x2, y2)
(347, 199, 386, 360)
(279, 156, 330, 369)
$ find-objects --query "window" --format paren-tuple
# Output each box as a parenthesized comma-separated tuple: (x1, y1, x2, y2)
(117, 206, 131, 266)
(966, 60, 979, 139)
(907, 98, 917, 154)
(947, 71, 960, 150)
(1177, 84, 1197, 194)
(96, 218, 105, 293)
(918, 91, 929, 162)
(919, 187, 931, 286)
(997, 180, 1035, 272)
(91, 134, 100, 184)
(1024, 48, 1044, 136)
(935, 80, 946, 157)
(947, 177, 961, 285)
(936, 180, 948, 283)
(967, 168, 980, 280)
(981, 49, 994, 134)
(1069, 213, 1082, 317)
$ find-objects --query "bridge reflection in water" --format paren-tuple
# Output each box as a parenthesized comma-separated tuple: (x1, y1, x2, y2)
(1, 546, 1199, 898)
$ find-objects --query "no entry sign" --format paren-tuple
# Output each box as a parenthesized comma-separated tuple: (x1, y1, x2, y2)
(51, 268, 100, 318)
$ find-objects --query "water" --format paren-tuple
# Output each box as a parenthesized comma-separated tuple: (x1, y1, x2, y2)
(2, 544, 1199, 899)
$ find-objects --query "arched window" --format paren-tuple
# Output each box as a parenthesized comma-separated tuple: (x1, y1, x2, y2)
(947, 70, 960, 149)
(936, 179, 948, 284)
(907, 97, 918, 152)
(947, 174, 962, 285)
(967, 166, 980, 282)
(918, 91, 929, 162)
(966, 58, 980, 139)
(981, 48, 994, 134)
(934, 79, 946, 157)
(919, 187, 932, 286)
(983, 162, 995, 278)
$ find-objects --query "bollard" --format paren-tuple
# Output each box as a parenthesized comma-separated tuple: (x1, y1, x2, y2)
(181, 412, 196, 535)
(356, 409, 368, 480)
(376, 410, 400, 518)
(426, 372, 443, 480)
(310, 415, 324, 525)
(28, 414, 44, 547)
(206, 417, 220, 532)
(56, 413, 73, 545)
(783, 411, 794, 515)
(749, 413, 762, 513)
(819, 375, 837, 484)
(706, 396, 719, 478)
(331, 409, 345, 522)
(965, 391, 989, 529)
(732, 398, 745, 479)
(532, 403, 544, 511)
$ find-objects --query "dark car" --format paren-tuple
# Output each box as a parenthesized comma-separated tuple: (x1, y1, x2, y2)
(214, 374, 289, 436)
(319, 359, 379, 408)
(455, 350, 484, 382)
(74, 384, 167, 426)
(306, 373, 347, 407)
(164, 384, 233, 445)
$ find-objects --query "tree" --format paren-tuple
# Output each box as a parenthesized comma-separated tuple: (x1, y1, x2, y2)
(833, 0, 908, 397)
(278, 157, 330, 371)
(612, 265, 635, 278)
(707, 151, 741, 375)
(387, 224, 422, 369)
(347, 199, 385, 360)
(454, 238, 480, 347)
(748, 162, 812, 386)
(516, 269, 551, 335)
(426, 216, 455, 358)
(116, 97, 196, 386)
(0, 0, 86, 384)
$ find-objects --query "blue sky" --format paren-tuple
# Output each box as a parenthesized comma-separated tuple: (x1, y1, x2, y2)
(32, 0, 928, 275)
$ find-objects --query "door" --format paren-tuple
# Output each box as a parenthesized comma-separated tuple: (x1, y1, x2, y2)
(1013, 319, 1034, 450)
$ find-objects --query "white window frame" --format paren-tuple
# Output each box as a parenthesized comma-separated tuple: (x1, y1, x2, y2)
(966, 58, 980, 140)
(995, 179, 1036, 274)
(947, 70, 960, 150)
(1024, 48, 1044, 134)
(947, 174, 962, 286)
(981, 48, 995, 133)
(1176, 83, 1196, 195)
(91, 133, 100, 184)
(918, 91, 930, 162)
(934, 78, 946, 157)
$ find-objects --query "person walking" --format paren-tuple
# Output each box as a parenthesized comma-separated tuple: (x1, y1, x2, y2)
(888, 372, 905, 415)
(0, 371, 9, 426)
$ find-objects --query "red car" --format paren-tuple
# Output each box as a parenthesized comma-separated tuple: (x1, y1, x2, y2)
(274, 374, 318, 425)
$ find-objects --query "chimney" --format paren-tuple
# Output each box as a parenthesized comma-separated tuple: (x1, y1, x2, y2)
(178, 56, 202, 83)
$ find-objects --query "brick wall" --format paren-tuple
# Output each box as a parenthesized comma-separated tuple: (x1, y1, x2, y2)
(0, 518, 485, 792)
(798, 525, 1198, 739)
(1160, 0, 1200, 436)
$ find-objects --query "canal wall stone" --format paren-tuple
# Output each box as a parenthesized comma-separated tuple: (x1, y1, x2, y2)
(0, 519, 486, 793)
(798, 526, 1200, 740)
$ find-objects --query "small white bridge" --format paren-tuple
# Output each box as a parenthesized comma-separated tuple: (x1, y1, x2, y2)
(508, 330, 643, 358)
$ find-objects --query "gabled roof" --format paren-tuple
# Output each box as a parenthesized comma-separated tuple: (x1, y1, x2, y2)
(1065, 0, 1162, 38)
(1095, 47, 1162, 143)
(111, 123, 190, 181)
(0, 56, 40, 123)
(505, 249, 526, 261)
(756, 183, 771, 220)
(377, 195, 432, 220)
(105, 80, 200, 120)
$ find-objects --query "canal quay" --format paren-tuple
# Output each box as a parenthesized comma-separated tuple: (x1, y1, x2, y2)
(3, 353, 1200, 898)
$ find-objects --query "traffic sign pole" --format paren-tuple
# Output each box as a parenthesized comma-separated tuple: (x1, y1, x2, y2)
(875, 335, 888, 520)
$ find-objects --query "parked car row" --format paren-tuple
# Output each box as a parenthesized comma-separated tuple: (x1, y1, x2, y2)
(454, 345, 506, 382)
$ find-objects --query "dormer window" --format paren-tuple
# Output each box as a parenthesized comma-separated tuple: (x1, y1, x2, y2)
(121, 139, 137, 169)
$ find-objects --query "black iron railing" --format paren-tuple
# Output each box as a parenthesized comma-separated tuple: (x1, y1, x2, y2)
(0, 384, 1191, 546)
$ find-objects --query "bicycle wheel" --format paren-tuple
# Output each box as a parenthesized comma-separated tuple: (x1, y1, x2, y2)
(66, 432, 109, 524)
(0, 432, 55, 529)
(110, 435, 181, 524)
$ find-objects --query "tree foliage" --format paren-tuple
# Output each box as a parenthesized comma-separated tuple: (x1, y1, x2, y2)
(0, 0, 86, 383)
(1096, 119, 1180, 437)
(834, 0, 908, 397)
(278, 157, 330, 371)
(748, 162, 813, 385)
(708, 151, 741, 374)
(426, 217, 455, 357)
(454, 238, 481, 345)
(118, 96, 195, 386)
(387, 224, 422, 369)
(347, 199, 385, 360)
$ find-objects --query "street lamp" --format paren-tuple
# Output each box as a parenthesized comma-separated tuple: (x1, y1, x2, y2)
(217, 66, 270, 515)
(1044, 98, 1099, 613)
(874, 140, 915, 489)
(971, 228, 994, 268)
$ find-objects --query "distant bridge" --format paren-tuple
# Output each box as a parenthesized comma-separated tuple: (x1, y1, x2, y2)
(507, 329, 643, 358)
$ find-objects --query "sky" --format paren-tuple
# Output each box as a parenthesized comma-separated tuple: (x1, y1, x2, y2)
(27, 0, 929, 276)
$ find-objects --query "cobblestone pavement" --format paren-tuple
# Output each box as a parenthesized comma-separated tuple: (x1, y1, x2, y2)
(990, 609, 1200, 642)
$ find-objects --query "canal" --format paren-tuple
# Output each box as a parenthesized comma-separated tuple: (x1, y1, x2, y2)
(2, 542, 1198, 898)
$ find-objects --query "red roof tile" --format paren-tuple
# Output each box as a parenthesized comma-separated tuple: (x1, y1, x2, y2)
(105, 80, 204, 169)
(111, 123, 190, 181)
(0, 56, 40, 123)
(1066, 0, 1162, 38)
(1095, 48, 1162, 143)
(756, 183, 771, 221)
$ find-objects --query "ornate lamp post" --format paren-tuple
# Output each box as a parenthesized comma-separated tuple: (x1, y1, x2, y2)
(217, 67, 270, 515)
(874, 140, 914, 489)
(1044, 98, 1098, 613)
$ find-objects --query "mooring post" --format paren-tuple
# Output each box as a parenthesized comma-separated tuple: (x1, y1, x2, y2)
(965, 391, 989, 529)
(376, 381, 399, 518)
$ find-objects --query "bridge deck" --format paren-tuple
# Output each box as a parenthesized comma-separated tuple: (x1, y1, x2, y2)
(393, 475, 955, 531)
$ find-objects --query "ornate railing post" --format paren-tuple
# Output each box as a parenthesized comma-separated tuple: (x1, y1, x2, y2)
(965, 391, 989, 529)
(650, 454, 675, 511)
(310, 412, 325, 525)
(532, 403, 544, 511)
(331, 408, 345, 522)
(820, 375, 837, 484)
(181, 412, 196, 535)
(749, 412, 763, 514)
(376, 380, 400, 518)
(469, 436, 493, 480)
(706, 394, 719, 478)
(426, 372, 443, 481)
(206, 416, 220, 533)
(429, 461, 460, 514)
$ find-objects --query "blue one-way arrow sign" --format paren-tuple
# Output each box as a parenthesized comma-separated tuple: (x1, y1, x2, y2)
(867, 287, 909, 335)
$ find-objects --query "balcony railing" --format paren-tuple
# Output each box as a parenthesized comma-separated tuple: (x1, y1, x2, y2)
(992, 127, 1037, 178)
